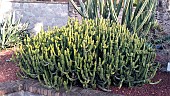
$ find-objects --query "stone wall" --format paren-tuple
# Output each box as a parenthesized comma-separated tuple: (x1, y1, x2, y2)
(156, 0, 170, 67)
(156, 0, 170, 33)
(0, 1, 68, 33)
(0, 79, 120, 96)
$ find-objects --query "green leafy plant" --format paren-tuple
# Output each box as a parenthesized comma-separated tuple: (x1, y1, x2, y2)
(70, 0, 157, 38)
(0, 13, 28, 50)
(15, 19, 160, 91)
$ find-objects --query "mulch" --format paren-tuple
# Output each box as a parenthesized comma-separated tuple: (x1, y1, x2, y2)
(0, 49, 170, 96)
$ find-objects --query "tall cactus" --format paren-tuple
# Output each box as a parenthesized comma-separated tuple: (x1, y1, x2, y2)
(15, 18, 160, 91)
(70, 0, 157, 38)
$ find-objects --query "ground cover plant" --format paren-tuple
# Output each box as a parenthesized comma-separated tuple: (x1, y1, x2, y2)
(15, 18, 160, 91)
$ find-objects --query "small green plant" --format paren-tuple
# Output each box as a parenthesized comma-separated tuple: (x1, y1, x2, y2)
(15, 18, 160, 91)
(0, 13, 28, 50)
(70, 0, 157, 38)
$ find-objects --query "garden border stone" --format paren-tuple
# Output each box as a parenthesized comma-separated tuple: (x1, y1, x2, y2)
(0, 79, 123, 96)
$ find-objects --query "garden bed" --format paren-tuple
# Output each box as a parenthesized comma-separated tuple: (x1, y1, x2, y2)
(0, 1, 169, 95)
(0, 49, 170, 96)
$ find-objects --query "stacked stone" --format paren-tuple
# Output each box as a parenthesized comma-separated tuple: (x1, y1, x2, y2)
(156, 0, 170, 33)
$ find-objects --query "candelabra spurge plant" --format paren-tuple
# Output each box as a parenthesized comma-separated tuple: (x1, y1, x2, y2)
(15, 19, 159, 91)
(70, 0, 157, 38)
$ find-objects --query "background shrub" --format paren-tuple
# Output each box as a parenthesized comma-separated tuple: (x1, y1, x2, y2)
(70, 0, 157, 38)
(0, 13, 28, 50)
(15, 19, 159, 91)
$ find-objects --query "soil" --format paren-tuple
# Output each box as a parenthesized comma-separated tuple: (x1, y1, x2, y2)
(0, 49, 170, 96)
(111, 71, 170, 96)
(0, 49, 20, 82)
